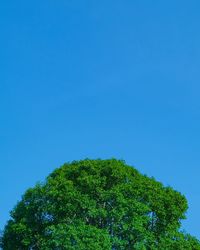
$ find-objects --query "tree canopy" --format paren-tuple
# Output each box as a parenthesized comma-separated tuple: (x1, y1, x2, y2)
(1, 159, 200, 249)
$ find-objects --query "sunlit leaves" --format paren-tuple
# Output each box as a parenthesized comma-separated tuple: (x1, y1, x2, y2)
(1, 159, 200, 249)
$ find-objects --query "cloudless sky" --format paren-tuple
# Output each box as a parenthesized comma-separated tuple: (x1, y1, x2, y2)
(1, 0, 200, 239)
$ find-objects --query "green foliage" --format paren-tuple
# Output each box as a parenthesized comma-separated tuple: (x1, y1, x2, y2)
(1, 159, 200, 249)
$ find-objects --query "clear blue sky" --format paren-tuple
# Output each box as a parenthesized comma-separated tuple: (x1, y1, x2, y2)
(1, 0, 200, 239)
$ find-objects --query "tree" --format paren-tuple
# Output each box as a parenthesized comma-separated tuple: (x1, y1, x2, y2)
(1, 159, 200, 249)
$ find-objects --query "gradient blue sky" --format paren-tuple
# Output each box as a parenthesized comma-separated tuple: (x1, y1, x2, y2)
(1, 0, 200, 239)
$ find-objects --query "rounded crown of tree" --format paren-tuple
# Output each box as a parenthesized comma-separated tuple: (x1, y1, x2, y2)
(1, 159, 200, 249)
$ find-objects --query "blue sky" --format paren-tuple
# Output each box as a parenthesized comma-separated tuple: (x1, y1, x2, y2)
(1, 0, 200, 239)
